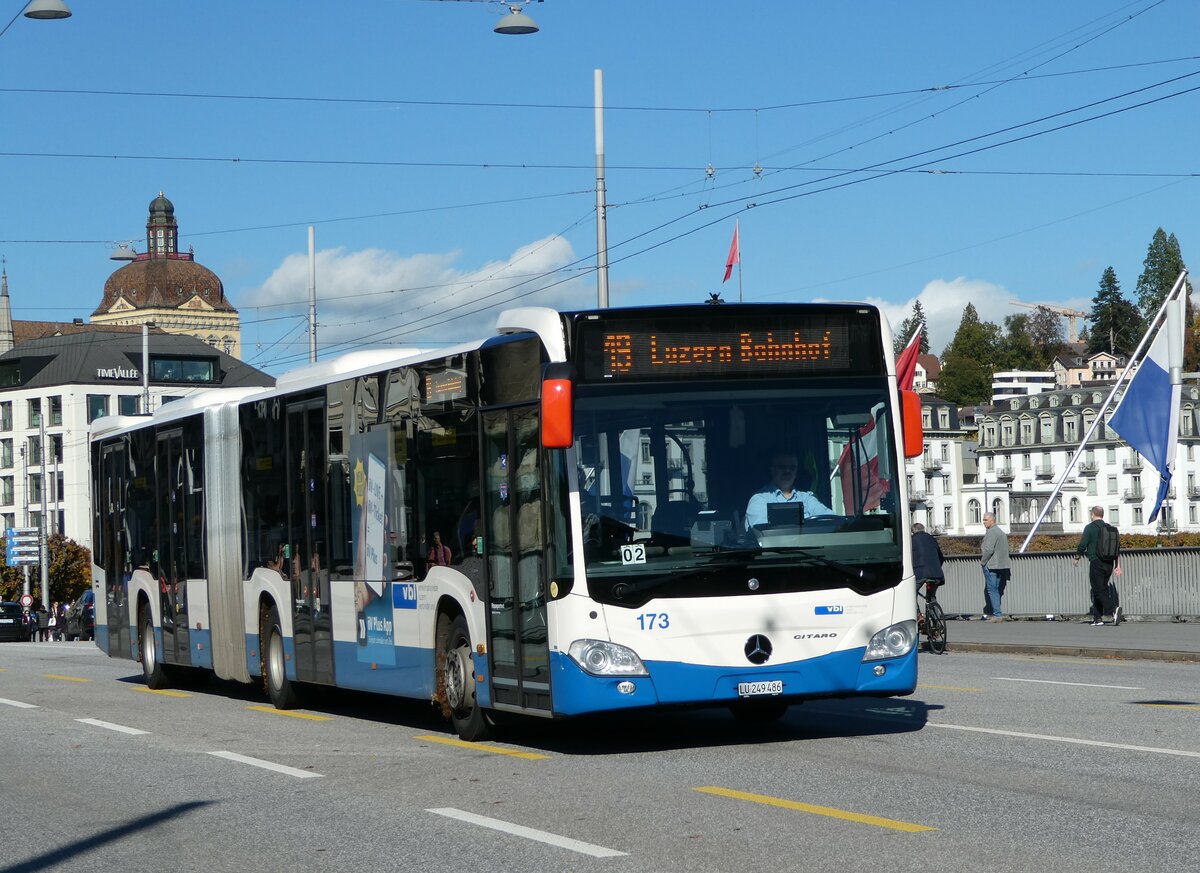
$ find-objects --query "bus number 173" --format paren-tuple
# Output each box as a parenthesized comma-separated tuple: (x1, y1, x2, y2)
(637, 613, 669, 630)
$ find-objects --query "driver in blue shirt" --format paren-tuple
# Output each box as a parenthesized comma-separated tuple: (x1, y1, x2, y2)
(745, 450, 833, 528)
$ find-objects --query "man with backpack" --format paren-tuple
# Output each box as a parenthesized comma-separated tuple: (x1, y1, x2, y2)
(1074, 505, 1122, 626)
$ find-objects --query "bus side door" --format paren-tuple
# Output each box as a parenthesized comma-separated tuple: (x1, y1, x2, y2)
(481, 405, 551, 713)
(286, 397, 333, 685)
(99, 443, 131, 657)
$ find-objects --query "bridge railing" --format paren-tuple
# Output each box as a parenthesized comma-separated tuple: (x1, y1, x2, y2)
(939, 549, 1200, 620)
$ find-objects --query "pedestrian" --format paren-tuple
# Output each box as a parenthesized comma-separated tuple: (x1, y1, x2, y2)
(980, 512, 1011, 621)
(1074, 505, 1122, 626)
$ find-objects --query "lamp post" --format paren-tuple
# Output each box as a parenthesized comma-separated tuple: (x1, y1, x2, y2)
(18, 443, 28, 598)
(38, 412, 49, 611)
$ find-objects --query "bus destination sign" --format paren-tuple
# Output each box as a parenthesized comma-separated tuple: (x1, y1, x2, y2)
(577, 313, 877, 381)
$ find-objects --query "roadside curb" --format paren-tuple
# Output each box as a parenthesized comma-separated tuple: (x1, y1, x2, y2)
(946, 642, 1200, 663)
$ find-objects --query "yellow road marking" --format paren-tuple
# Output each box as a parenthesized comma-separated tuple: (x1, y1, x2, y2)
(414, 734, 549, 760)
(694, 786, 935, 833)
(134, 687, 191, 698)
(45, 674, 89, 683)
(245, 705, 332, 721)
(1138, 703, 1200, 711)
(918, 683, 982, 692)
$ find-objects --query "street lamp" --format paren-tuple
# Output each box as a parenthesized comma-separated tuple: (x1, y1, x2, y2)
(494, 2, 539, 34)
(23, 0, 71, 19)
(0, 0, 69, 40)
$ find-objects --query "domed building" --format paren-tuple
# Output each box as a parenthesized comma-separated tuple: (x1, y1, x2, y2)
(91, 193, 242, 357)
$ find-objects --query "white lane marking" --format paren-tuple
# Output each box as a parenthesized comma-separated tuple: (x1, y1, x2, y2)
(927, 722, 1200, 759)
(207, 751, 323, 779)
(76, 718, 149, 736)
(427, 808, 627, 858)
(0, 697, 38, 709)
(993, 677, 1144, 690)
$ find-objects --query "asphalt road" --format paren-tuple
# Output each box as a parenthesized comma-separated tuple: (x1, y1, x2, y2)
(1, 641, 1197, 873)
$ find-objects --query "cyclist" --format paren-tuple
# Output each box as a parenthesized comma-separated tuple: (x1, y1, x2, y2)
(911, 522, 945, 618)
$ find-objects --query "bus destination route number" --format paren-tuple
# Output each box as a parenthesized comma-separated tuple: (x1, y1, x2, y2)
(594, 325, 851, 380)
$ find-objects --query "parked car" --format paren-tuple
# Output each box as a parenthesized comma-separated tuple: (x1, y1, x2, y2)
(0, 601, 29, 642)
(64, 590, 95, 642)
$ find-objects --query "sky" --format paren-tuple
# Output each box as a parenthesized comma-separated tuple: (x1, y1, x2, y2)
(0, 0, 1197, 376)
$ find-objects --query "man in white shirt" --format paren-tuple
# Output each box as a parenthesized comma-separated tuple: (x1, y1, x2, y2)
(745, 450, 833, 528)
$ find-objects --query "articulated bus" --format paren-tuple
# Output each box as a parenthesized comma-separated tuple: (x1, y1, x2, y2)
(90, 303, 924, 739)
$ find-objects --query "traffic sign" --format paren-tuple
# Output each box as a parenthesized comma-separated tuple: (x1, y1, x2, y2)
(19, 594, 32, 608)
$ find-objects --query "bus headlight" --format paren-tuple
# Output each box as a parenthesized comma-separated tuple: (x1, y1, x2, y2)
(863, 620, 917, 662)
(568, 639, 649, 676)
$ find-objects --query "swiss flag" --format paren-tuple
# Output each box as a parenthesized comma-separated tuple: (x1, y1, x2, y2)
(722, 222, 739, 283)
(835, 328, 922, 513)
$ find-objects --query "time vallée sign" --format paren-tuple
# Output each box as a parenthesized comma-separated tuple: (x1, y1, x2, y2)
(95, 367, 140, 380)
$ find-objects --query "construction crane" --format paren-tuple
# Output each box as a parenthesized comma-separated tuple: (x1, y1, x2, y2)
(1009, 300, 1088, 343)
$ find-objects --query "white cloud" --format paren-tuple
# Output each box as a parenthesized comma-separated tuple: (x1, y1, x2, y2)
(857, 278, 1092, 357)
(241, 235, 586, 370)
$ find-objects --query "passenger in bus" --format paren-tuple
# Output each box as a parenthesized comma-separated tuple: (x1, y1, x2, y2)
(745, 450, 833, 528)
(427, 531, 452, 567)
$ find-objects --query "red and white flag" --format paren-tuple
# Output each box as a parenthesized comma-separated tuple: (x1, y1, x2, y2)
(894, 327, 923, 392)
(722, 221, 740, 283)
(835, 326, 922, 513)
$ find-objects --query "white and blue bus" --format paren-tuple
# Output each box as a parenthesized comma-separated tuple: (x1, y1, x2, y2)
(90, 303, 924, 739)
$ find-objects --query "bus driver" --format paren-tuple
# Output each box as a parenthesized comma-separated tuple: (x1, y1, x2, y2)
(745, 449, 833, 528)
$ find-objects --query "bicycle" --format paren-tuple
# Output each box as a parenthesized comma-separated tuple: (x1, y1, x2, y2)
(917, 579, 948, 655)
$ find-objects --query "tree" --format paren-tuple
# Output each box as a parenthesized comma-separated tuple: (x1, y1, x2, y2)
(937, 303, 1000, 406)
(1087, 266, 1143, 356)
(894, 299, 930, 356)
(0, 533, 91, 603)
(1026, 306, 1067, 364)
(1136, 228, 1192, 318)
(998, 314, 1039, 370)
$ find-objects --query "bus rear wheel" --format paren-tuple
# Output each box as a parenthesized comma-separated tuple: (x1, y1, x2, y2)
(262, 604, 299, 709)
(436, 612, 489, 741)
(139, 606, 169, 690)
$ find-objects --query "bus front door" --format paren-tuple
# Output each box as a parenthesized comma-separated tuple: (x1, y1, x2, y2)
(286, 398, 333, 686)
(481, 406, 551, 714)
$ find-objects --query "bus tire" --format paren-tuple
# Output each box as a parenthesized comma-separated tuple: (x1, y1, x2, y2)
(436, 612, 489, 741)
(139, 606, 168, 690)
(262, 604, 299, 710)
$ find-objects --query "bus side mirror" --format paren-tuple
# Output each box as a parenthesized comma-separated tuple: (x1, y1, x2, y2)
(541, 363, 575, 449)
(901, 389, 923, 458)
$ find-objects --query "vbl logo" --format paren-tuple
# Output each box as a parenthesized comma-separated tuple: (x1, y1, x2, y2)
(815, 605, 844, 615)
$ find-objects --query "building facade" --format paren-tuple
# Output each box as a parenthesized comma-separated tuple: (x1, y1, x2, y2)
(0, 331, 272, 558)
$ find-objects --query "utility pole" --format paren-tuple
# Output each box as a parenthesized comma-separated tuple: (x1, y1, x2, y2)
(594, 69, 609, 308)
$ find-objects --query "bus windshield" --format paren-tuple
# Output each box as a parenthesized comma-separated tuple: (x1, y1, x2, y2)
(571, 378, 903, 607)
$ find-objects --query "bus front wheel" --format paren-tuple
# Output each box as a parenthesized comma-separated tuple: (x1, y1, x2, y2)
(436, 612, 489, 741)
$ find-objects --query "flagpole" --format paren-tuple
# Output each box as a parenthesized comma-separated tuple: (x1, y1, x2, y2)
(1018, 270, 1188, 552)
(736, 219, 743, 303)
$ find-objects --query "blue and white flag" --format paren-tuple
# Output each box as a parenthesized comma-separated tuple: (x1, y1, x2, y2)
(1109, 294, 1185, 523)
